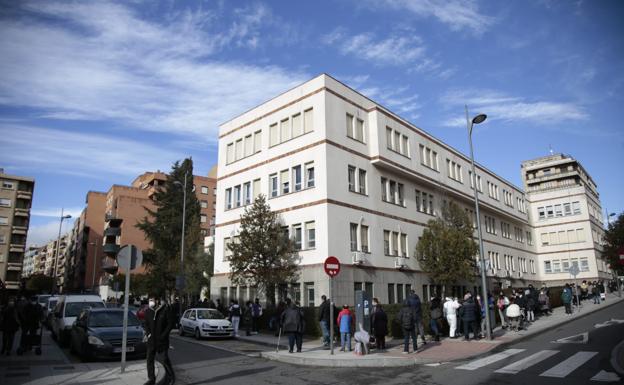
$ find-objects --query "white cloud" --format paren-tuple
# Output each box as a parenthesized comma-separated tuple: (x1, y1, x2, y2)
(440, 89, 588, 127)
(0, 124, 185, 179)
(373, 0, 495, 35)
(30, 207, 84, 219)
(26, 219, 75, 248)
(0, 1, 306, 140)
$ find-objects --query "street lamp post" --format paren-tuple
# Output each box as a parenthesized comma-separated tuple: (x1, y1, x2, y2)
(53, 208, 72, 293)
(604, 209, 620, 297)
(89, 239, 99, 291)
(173, 171, 188, 322)
(465, 105, 492, 340)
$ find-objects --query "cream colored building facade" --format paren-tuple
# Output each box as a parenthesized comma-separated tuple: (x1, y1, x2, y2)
(522, 154, 610, 286)
(211, 74, 565, 306)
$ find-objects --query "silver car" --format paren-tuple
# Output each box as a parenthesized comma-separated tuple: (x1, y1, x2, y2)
(179, 308, 233, 339)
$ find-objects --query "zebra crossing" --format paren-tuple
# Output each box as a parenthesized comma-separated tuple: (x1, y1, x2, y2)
(455, 348, 620, 382)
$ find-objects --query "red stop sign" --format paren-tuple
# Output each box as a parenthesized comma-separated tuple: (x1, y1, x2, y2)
(324, 256, 341, 277)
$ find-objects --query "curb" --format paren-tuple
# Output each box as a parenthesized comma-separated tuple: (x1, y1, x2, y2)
(260, 351, 418, 367)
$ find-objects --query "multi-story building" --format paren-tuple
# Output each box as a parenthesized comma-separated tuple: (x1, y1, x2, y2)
(212, 74, 544, 306)
(0, 169, 35, 290)
(522, 154, 610, 285)
(21, 245, 39, 277)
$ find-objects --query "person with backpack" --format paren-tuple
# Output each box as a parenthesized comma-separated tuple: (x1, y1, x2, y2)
(251, 298, 263, 334)
(562, 284, 573, 314)
(538, 289, 550, 315)
(459, 293, 480, 340)
(429, 296, 442, 342)
(228, 300, 241, 337)
(398, 300, 417, 353)
(337, 305, 354, 352)
(407, 290, 426, 345)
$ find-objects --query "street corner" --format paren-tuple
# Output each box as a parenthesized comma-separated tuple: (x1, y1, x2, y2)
(260, 348, 419, 368)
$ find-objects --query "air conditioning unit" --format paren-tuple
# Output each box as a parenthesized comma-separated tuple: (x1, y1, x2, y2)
(352, 252, 365, 265)
(394, 257, 407, 269)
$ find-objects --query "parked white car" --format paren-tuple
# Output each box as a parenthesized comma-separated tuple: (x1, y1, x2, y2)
(51, 294, 105, 346)
(179, 308, 233, 339)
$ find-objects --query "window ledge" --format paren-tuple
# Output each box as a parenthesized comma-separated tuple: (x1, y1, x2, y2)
(347, 136, 366, 145)
(382, 199, 406, 208)
(349, 190, 369, 197)
(268, 186, 315, 201)
(387, 147, 411, 159)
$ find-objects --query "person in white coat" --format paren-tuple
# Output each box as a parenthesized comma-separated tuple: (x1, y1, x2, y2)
(443, 297, 460, 338)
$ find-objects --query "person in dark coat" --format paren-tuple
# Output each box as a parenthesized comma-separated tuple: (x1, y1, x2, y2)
(371, 298, 388, 351)
(280, 298, 304, 353)
(1, 299, 20, 356)
(144, 295, 175, 385)
(459, 295, 480, 340)
(18, 296, 43, 352)
(407, 290, 426, 345)
(429, 296, 442, 341)
(318, 295, 331, 347)
(398, 300, 417, 353)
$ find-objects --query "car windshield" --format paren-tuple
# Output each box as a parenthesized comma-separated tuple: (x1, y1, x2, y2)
(88, 311, 140, 327)
(65, 302, 105, 317)
(48, 300, 58, 309)
(196, 309, 224, 320)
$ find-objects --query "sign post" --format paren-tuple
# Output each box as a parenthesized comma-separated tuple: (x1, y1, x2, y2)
(618, 247, 624, 297)
(569, 263, 580, 312)
(116, 244, 143, 373)
(324, 256, 340, 356)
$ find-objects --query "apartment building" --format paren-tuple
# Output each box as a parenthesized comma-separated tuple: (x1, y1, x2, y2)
(0, 169, 35, 290)
(522, 154, 610, 285)
(21, 246, 39, 277)
(212, 74, 540, 307)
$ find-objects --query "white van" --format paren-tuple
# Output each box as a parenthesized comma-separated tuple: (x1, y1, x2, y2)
(51, 295, 105, 346)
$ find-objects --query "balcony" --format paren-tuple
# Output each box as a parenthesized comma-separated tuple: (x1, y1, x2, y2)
(105, 213, 123, 227)
(9, 243, 25, 252)
(101, 257, 118, 274)
(7, 264, 22, 271)
(14, 208, 30, 217)
(104, 227, 121, 237)
(526, 169, 579, 185)
(12, 226, 27, 235)
(16, 191, 32, 200)
(103, 243, 120, 255)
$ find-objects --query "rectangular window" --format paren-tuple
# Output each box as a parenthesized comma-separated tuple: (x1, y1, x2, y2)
(225, 188, 232, 210)
(360, 225, 369, 253)
(538, 207, 546, 220)
(546, 205, 554, 218)
(397, 284, 404, 304)
(243, 182, 251, 205)
(383, 230, 390, 255)
(552, 260, 561, 273)
(350, 223, 358, 251)
(244, 134, 253, 157)
(386, 127, 393, 149)
(397, 183, 404, 206)
(305, 221, 315, 249)
(567, 229, 577, 243)
(200, 200, 208, 208)
(0, 198, 11, 207)
(269, 174, 278, 197)
(234, 185, 241, 207)
(347, 113, 354, 138)
(280, 169, 289, 194)
(304, 108, 313, 133)
(415, 190, 422, 212)
(1, 181, 14, 189)
(381, 178, 387, 201)
(527, 231, 533, 245)
(544, 261, 552, 273)
(235, 139, 243, 161)
(401, 135, 409, 157)
(394, 132, 401, 152)
(201, 186, 208, 194)
(293, 224, 302, 251)
(348, 166, 356, 192)
(358, 169, 367, 194)
(355, 118, 364, 142)
(305, 282, 315, 307)
(576, 228, 585, 241)
(305, 163, 315, 188)
(563, 203, 571, 216)
(572, 201, 581, 215)
(253, 179, 261, 200)
(555, 204, 563, 217)
(0, 216, 8, 225)
(280, 118, 291, 142)
(254, 130, 262, 153)
(389, 181, 396, 204)
(226, 143, 234, 164)
(392, 232, 399, 256)
(269, 123, 279, 146)
(293, 165, 302, 192)
(292, 113, 302, 137)
(200, 214, 207, 223)
(580, 258, 589, 271)
(541, 232, 549, 245)
(388, 284, 395, 304)
(400, 234, 407, 258)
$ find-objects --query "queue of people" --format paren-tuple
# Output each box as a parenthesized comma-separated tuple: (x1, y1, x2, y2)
(1, 296, 44, 356)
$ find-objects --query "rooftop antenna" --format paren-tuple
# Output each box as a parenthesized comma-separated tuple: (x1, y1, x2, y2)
(549, 144, 554, 155)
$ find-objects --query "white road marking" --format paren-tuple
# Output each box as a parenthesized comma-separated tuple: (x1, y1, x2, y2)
(494, 350, 559, 374)
(540, 351, 598, 378)
(456, 349, 525, 371)
(552, 332, 589, 344)
(590, 370, 621, 382)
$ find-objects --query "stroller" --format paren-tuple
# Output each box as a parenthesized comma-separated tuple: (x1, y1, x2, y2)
(17, 323, 43, 356)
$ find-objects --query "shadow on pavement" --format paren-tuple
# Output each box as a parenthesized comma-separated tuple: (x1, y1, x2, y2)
(184, 366, 276, 384)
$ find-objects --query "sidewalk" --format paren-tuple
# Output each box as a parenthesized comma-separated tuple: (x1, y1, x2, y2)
(234, 292, 624, 367)
(0, 331, 163, 385)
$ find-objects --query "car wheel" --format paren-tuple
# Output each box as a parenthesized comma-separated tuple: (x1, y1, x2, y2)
(195, 328, 201, 340)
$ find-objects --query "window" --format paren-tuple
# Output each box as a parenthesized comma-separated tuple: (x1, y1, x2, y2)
(350, 223, 358, 251)
(388, 284, 395, 304)
(397, 183, 404, 206)
(292, 224, 302, 250)
(305, 222, 315, 249)
(292, 113, 302, 137)
(526, 231, 533, 245)
(563, 202, 572, 216)
(0, 234, 5, 243)
(447, 159, 463, 182)
(355, 118, 364, 142)
(401, 135, 409, 157)
(383, 230, 390, 255)
(201, 186, 208, 194)
(579, 257, 589, 271)
(394, 131, 401, 152)
(280, 118, 291, 142)
(546, 205, 554, 218)
(244, 134, 253, 157)
(544, 261, 552, 273)
(381, 178, 387, 201)
(243, 182, 251, 205)
(235, 139, 243, 161)
(381, 177, 404, 206)
(0, 198, 11, 207)
(577, 228, 585, 241)
(304, 108, 313, 133)
(293, 165, 302, 192)
(200, 214, 207, 223)
(253, 179, 261, 200)
(234, 185, 241, 207)
(400, 234, 407, 258)
(348, 166, 356, 192)
(226, 143, 234, 164)
(485, 216, 497, 234)
(225, 188, 232, 209)
(419, 144, 438, 170)
(572, 201, 581, 215)
(360, 225, 369, 253)
(358, 169, 367, 194)
(386, 127, 393, 148)
(305, 162, 315, 188)
(1, 180, 14, 189)
(552, 260, 561, 273)
(269, 174, 278, 197)
(269, 123, 279, 146)
(555, 204, 563, 217)
(487, 181, 499, 200)
(281, 170, 289, 194)
(200, 200, 208, 209)
(415, 190, 422, 212)
(223, 237, 233, 261)
(469, 171, 483, 192)
(392, 232, 399, 256)
(254, 130, 262, 153)
(538, 207, 546, 220)
(501, 222, 511, 239)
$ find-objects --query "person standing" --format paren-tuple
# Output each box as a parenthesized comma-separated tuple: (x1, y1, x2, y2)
(228, 300, 241, 337)
(251, 298, 263, 334)
(280, 299, 304, 353)
(562, 284, 573, 314)
(407, 290, 426, 345)
(1, 299, 20, 356)
(443, 297, 460, 338)
(144, 295, 175, 385)
(398, 300, 417, 353)
(429, 296, 442, 342)
(19, 296, 43, 353)
(318, 295, 331, 347)
(337, 305, 353, 352)
(459, 294, 479, 340)
(371, 298, 388, 351)
(243, 301, 253, 336)
(497, 292, 509, 329)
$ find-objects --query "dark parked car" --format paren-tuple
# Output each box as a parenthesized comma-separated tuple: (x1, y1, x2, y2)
(69, 308, 146, 361)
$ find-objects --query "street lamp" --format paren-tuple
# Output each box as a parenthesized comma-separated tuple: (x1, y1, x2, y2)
(465, 105, 492, 340)
(53, 208, 72, 293)
(173, 171, 188, 322)
(89, 239, 100, 291)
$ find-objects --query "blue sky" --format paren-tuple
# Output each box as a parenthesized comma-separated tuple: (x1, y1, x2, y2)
(0, 0, 622, 246)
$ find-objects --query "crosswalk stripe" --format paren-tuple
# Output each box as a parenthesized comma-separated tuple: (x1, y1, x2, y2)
(456, 349, 525, 370)
(494, 350, 559, 374)
(540, 351, 598, 378)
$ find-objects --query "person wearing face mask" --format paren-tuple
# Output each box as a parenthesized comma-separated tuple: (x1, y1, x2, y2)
(144, 295, 175, 385)
(2, 299, 20, 356)
(370, 298, 388, 351)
